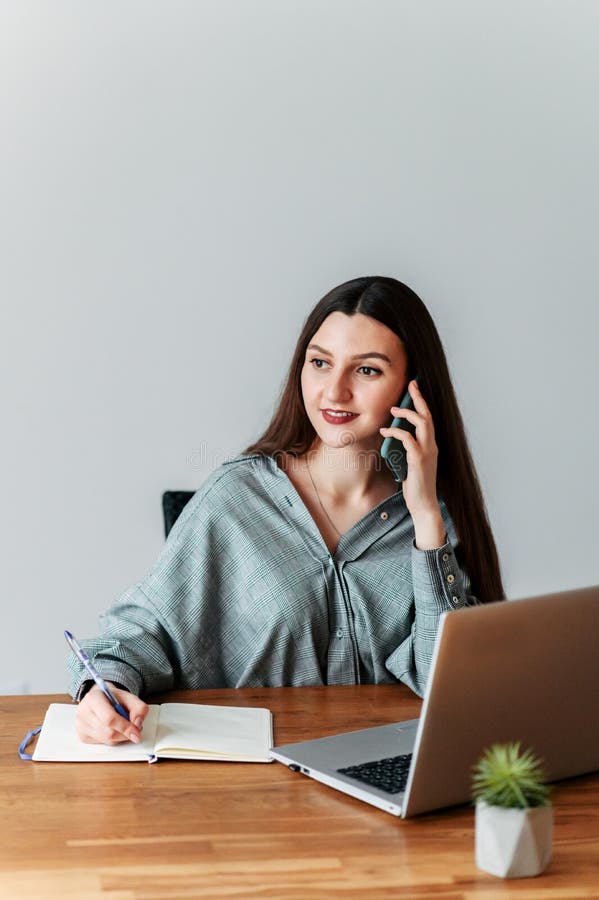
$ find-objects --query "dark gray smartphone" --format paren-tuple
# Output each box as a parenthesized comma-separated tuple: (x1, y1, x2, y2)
(380, 379, 418, 482)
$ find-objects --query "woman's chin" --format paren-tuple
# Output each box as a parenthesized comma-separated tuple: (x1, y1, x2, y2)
(313, 429, 381, 455)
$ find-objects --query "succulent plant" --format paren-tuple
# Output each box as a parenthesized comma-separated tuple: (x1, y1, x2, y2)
(471, 742, 552, 809)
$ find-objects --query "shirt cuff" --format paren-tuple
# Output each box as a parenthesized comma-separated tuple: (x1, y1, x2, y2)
(71, 665, 143, 702)
(411, 538, 468, 610)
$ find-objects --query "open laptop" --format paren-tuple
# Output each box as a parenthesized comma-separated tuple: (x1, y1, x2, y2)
(270, 584, 599, 817)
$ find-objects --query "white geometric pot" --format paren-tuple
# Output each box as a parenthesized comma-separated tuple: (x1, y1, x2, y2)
(475, 800, 553, 878)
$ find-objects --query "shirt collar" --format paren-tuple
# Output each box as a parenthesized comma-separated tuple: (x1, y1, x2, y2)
(254, 454, 411, 562)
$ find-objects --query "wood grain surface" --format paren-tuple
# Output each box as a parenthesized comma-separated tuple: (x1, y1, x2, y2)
(1, 686, 598, 899)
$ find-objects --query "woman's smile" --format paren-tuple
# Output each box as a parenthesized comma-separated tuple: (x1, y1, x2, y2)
(321, 409, 359, 425)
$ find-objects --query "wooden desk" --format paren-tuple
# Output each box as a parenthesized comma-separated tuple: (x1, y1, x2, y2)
(1, 686, 598, 899)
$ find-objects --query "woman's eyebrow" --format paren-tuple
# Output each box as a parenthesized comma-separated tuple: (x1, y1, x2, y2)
(307, 343, 391, 364)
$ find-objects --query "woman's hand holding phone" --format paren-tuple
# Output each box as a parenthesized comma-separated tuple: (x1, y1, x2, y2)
(379, 379, 446, 549)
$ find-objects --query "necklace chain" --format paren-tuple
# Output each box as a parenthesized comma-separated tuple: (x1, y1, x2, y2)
(305, 456, 342, 539)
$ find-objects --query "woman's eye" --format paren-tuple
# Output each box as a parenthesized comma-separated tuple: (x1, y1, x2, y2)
(310, 358, 329, 369)
(358, 365, 382, 376)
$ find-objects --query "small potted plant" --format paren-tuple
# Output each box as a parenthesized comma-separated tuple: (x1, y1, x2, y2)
(471, 742, 553, 878)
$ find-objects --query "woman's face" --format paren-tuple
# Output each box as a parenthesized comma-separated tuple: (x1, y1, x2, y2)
(300, 312, 409, 452)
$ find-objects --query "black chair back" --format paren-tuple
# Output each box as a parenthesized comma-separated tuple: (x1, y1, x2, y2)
(162, 491, 195, 538)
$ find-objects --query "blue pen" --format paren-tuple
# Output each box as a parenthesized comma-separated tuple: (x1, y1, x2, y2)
(64, 629, 130, 720)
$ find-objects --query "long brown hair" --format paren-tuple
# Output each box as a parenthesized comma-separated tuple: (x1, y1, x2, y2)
(245, 276, 505, 604)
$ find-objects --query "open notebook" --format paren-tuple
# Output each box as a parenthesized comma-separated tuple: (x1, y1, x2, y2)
(29, 703, 273, 763)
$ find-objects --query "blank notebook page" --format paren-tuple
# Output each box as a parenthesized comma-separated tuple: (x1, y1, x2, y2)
(154, 703, 272, 760)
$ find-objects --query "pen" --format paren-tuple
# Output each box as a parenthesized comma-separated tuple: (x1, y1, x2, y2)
(64, 629, 130, 720)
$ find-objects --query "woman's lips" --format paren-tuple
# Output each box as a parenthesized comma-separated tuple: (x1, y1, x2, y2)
(321, 409, 359, 425)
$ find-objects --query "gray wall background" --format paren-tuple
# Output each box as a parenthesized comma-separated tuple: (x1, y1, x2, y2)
(2, 1, 598, 694)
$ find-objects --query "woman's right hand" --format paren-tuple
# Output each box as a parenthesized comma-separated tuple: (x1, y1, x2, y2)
(75, 682, 150, 745)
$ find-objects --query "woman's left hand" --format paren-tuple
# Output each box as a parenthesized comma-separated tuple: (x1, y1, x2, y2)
(379, 379, 446, 548)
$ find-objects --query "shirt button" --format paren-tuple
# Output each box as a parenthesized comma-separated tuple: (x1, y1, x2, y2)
(380, 511, 389, 521)
(442, 552, 450, 562)
(452, 596, 460, 604)
(336, 628, 343, 639)
(446, 573, 455, 584)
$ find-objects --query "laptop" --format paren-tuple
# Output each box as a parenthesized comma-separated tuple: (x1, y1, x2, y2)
(270, 584, 599, 817)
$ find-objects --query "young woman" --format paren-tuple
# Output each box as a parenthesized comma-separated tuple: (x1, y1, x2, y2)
(71, 275, 504, 745)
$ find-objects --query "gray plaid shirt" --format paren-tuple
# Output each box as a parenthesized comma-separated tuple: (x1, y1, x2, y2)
(68, 454, 475, 701)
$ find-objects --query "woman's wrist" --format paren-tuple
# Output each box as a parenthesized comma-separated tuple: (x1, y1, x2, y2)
(412, 507, 447, 550)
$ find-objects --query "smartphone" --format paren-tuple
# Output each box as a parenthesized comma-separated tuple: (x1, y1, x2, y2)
(380, 378, 418, 483)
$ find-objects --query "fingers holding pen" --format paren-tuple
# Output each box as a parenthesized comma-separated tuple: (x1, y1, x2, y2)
(76, 684, 149, 746)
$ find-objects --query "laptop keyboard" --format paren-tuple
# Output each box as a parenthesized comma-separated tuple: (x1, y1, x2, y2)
(337, 753, 413, 795)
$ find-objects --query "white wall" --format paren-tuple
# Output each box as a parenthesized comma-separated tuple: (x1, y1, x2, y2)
(2, 0, 598, 693)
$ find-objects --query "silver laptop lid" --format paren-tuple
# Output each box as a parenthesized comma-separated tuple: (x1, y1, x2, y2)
(402, 584, 599, 816)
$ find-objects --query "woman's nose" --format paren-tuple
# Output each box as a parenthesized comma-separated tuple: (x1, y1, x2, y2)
(325, 373, 352, 404)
